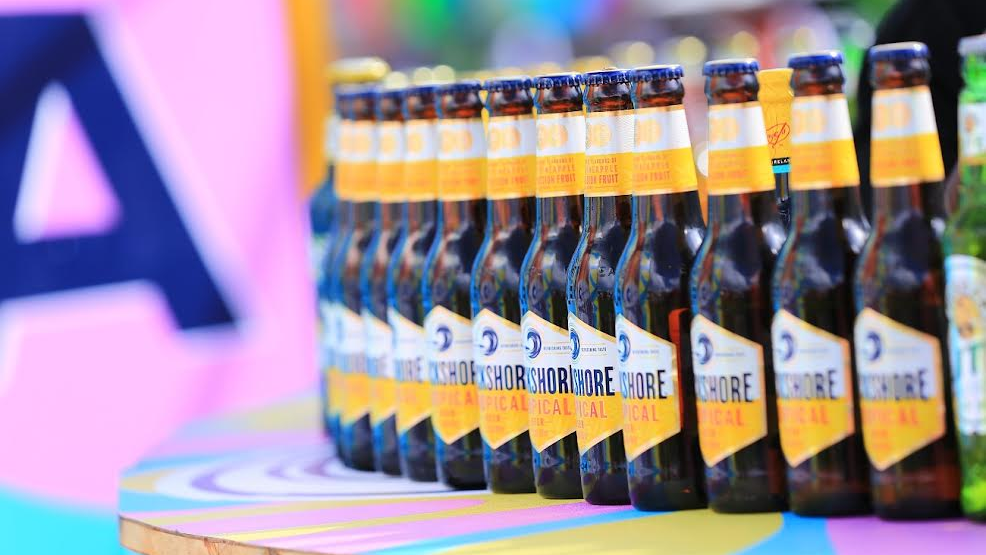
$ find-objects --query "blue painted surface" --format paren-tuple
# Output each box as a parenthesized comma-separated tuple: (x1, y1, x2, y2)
(0, 488, 123, 555)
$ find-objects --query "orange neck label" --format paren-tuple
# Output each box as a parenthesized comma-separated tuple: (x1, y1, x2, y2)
(376, 121, 405, 203)
(870, 86, 945, 187)
(790, 94, 860, 190)
(487, 115, 536, 199)
(536, 112, 585, 198)
(474, 309, 529, 448)
(522, 311, 577, 452)
(758, 68, 793, 172)
(584, 110, 633, 197)
(569, 313, 623, 454)
(632, 105, 697, 195)
(337, 120, 377, 201)
(425, 306, 479, 443)
(854, 308, 946, 470)
(691, 315, 768, 466)
(403, 119, 439, 201)
(706, 102, 774, 195)
(772, 310, 855, 467)
(437, 118, 487, 201)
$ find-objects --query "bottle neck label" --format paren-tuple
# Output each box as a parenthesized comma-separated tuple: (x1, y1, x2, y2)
(870, 85, 945, 188)
(632, 105, 697, 195)
(376, 120, 405, 203)
(486, 114, 536, 200)
(945, 255, 986, 436)
(324, 112, 340, 162)
(959, 101, 986, 168)
(584, 110, 633, 197)
(337, 119, 377, 202)
(791, 94, 860, 191)
(706, 102, 774, 195)
(403, 119, 438, 202)
(436, 118, 487, 201)
(536, 112, 586, 198)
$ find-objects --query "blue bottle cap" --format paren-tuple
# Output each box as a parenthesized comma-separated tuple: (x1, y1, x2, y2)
(484, 76, 533, 92)
(375, 87, 405, 102)
(868, 41, 929, 62)
(403, 84, 438, 98)
(703, 58, 760, 77)
(535, 72, 583, 89)
(436, 80, 482, 95)
(632, 64, 684, 82)
(959, 34, 986, 56)
(335, 83, 378, 101)
(787, 50, 844, 69)
(583, 68, 632, 85)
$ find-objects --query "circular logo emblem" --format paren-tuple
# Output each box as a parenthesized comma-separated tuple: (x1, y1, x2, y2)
(617, 331, 630, 363)
(524, 328, 542, 359)
(435, 324, 453, 352)
(696, 334, 713, 365)
(778, 330, 795, 362)
(569, 328, 580, 361)
(862, 330, 882, 362)
(479, 327, 498, 356)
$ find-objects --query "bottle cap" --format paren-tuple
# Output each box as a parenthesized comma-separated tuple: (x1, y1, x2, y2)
(436, 80, 482, 95)
(583, 68, 632, 85)
(483, 76, 534, 92)
(326, 57, 390, 84)
(959, 34, 986, 56)
(868, 41, 929, 62)
(632, 64, 684, 82)
(335, 83, 378, 101)
(788, 50, 844, 69)
(404, 84, 438, 97)
(703, 58, 759, 76)
(535, 72, 583, 89)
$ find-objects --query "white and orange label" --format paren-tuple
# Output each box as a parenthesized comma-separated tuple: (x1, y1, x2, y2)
(632, 105, 697, 195)
(390, 308, 432, 433)
(338, 306, 370, 425)
(870, 86, 945, 187)
(772, 310, 855, 467)
(536, 112, 585, 198)
(946, 255, 986, 435)
(615, 316, 682, 460)
(474, 309, 529, 448)
(854, 308, 946, 470)
(425, 305, 480, 444)
(584, 110, 633, 197)
(337, 120, 377, 201)
(758, 68, 793, 174)
(959, 102, 986, 166)
(691, 315, 768, 466)
(790, 94, 860, 190)
(523, 311, 578, 452)
(706, 102, 774, 195)
(486, 115, 536, 199)
(376, 120, 405, 203)
(364, 310, 397, 425)
(437, 118, 487, 200)
(569, 313, 623, 454)
(320, 300, 344, 420)
(404, 119, 439, 201)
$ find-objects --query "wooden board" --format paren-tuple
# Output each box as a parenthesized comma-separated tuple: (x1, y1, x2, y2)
(118, 393, 986, 555)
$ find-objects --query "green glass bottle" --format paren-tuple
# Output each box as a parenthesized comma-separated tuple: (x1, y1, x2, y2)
(944, 33, 986, 521)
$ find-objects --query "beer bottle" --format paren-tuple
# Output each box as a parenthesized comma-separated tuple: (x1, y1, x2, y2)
(854, 41, 960, 519)
(614, 64, 706, 512)
(568, 68, 633, 505)
(690, 59, 787, 513)
(423, 80, 488, 489)
(388, 84, 440, 482)
(361, 86, 405, 475)
(471, 77, 537, 493)
(944, 34, 986, 521)
(758, 69, 794, 229)
(520, 72, 585, 499)
(771, 51, 871, 516)
(336, 84, 378, 470)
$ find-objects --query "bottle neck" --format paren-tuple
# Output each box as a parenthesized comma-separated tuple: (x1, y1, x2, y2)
(488, 197, 534, 233)
(706, 190, 775, 224)
(537, 194, 581, 231)
(584, 194, 631, 229)
(633, 190, 704, 230)
(376, 201, 403, 231)
(405, 199, 436, 232)
(351, 201, 377, 230)
(439, 198, 485, 232)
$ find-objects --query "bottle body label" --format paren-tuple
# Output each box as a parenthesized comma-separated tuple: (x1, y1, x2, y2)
(870, 86, 945, 188)
(365, 309, 396, 424)
(338, 306, 370, 424)
(403, 119, 438, 201)
(425, 305, 479, 443)
(584, 110, 633, 197)
(945, 255, 986, 435)
(772, 310, 855, 467)
(853, 308, 945, 470)
(436, 118, 486, 201)
(523, 311, 577, 451)
(569, 314, 622, 454)
(390, 308, 431, 433)
(536, 112, 585, 197)
(632, 105, 697, 194)
(706, 102, 774, 195)
(615, 315, 682, 460)
(691, 315, 767, 466)
(320, 300, 343, 419)
(790, 94, 860, 190)
(474, 309, 529, 448)
(487, 115, 536, 199)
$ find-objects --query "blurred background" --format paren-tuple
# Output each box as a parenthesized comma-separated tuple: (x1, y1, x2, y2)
(0, 0, 977, 554)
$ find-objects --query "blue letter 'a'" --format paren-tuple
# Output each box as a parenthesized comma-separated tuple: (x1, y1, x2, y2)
(0, 15, 234, 330)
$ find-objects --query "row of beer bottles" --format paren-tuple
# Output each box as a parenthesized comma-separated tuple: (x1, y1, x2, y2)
(318, 40, 984, 520)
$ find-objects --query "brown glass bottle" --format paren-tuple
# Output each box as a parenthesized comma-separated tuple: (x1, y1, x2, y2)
(853, 42, 960, 520)
(615, 64, 706, 511)
(423, 81, 488, 489)
(567, 69, 633, 505)
(520, 72, 585, 499)
(690, 59, 787, 513)
(771, 51, 871, 515)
